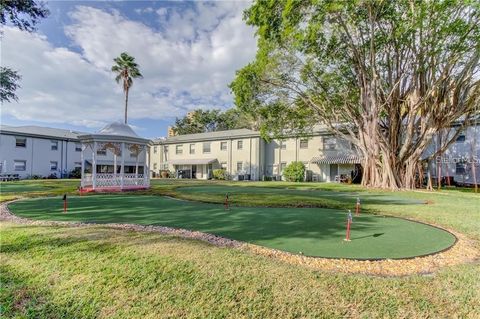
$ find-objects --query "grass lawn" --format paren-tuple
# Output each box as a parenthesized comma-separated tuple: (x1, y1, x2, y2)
(1, 179, 479, 318)
(8, 195, 455, 259)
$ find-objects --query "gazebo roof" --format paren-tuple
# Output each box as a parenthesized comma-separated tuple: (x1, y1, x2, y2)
(78, 121, 150, 144)
(98, 122, 139, 138)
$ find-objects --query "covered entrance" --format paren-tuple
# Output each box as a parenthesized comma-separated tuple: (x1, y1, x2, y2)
(170, 158, 217, 179)
(310, 154, 363, 183)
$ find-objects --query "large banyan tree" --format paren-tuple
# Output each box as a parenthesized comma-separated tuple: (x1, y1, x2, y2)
(230, 0, 480, 189)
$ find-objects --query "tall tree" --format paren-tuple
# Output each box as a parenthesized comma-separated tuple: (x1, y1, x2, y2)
(231, 0, 480, 189)
(111, 52, 143, 124)
(1, 0, 49, 102)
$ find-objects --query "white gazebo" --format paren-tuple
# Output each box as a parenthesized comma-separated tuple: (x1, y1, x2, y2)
(78, 122, 151, 192)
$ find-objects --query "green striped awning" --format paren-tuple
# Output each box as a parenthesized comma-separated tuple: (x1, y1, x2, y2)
(311, 154, 363, 164)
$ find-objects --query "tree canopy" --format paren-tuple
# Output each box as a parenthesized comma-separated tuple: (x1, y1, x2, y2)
(1, 0, 49, 103)
(0, 0, 49, 32)
(231, 0, 480, 189)
(171, 108, 257, 135)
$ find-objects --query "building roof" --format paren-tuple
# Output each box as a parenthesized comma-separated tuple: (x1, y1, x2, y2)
(154, 128, 260, 144)
(0, 125, 85, 140)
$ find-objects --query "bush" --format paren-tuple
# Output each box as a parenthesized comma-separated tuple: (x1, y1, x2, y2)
(213, 169, 227, 180)
(283, 162, 305, 182)
(69, 167, 81, 178)
(160, 170, 169, 178)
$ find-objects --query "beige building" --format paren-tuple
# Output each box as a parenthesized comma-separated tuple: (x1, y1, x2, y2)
(150, 127, 362, 181)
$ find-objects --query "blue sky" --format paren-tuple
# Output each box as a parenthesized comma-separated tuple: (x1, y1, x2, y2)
(1, 0, 257, 138)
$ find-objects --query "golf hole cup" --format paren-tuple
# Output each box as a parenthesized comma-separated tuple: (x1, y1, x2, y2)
(344, 210, 353, 241)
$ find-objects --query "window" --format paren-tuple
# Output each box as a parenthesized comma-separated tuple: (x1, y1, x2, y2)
(220, 141, 227, 151)
(280, 162, 287, 172)
(280, 140, 286, 150)
(203, 142, 211, 153)
(97, 149, 107, 156)
(15, 137, 26, 148)
(14, 160, 26, 171)
(51, 140, 58, 151)
(300, 139, 308, 149)
(75, 143, 82, 152)
(50, 161, 58, 171)
(74, 162, 81, 168)
(221, 162, 227, 169)
(237, 140, 243, 150)
(153, 146, 158, 154)
(190, 144, 195, 154)
(323, 137, 336, 150)
(456, 162, 466, 175)
(153, 163, 157, 170)
(456, 132, 466, 143)
(164, 145, 169, 153)
(236, 162, 243, 171)
(176, 145, 183, 155)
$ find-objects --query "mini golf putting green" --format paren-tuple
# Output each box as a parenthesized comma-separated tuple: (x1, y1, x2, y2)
(8, 195, 456, 260)
(177, 185, 426, 205)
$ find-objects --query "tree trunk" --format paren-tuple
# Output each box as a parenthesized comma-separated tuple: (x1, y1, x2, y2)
(124, 88, 129, 124)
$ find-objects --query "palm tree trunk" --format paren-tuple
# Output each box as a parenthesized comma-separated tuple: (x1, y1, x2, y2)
(124, 88, 129, 124)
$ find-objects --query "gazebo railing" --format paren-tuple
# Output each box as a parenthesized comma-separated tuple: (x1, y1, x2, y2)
(82, 173, 149, 188)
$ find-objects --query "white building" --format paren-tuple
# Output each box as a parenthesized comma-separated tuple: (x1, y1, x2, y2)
(1, 121, 478, 185)
(150, 127, 361, 182)
(0, 125, 84, 178)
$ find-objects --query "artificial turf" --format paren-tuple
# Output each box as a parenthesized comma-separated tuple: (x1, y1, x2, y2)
(8, 194, 456, 259)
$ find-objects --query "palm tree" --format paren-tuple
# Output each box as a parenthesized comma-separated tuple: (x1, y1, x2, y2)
(111, 52, 142, 124)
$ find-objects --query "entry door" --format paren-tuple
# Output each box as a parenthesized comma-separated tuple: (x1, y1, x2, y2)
(330, 164, 338, 182)
(191, 165, 197, 179)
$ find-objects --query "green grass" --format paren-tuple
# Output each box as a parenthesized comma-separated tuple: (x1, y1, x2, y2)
(1, 223, 479, 318)
(1, 179, 479, 318)
(8, 195, 455, 259)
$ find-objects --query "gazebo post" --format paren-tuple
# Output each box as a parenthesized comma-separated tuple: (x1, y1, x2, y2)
(135, 147, 139, 185)
(113, 152, 117, 185)
(80, 145, 85, 188)
(121, 142, 125, 190)
(144, 147, 149, 186)
(92, 141, 97, 190)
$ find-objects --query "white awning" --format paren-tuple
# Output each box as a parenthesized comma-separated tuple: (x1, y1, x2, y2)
(169, 158, 217, 165)
(311, 154, 363, 164)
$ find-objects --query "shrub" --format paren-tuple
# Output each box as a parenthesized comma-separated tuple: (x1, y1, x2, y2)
(213, 169, 227, 180)
(160, 170, 169, 178)
(283, 162, 305, 182)
(69, 167, 81, 178)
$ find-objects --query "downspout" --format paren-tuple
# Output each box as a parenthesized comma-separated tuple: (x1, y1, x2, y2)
(249, 137, 252, 178)
(65, 140, 68, 178)
(30, 137, 34, 176)
(59, 139, 64, 178)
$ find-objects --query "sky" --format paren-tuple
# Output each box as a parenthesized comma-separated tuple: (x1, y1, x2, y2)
(1, 0, 257, 138)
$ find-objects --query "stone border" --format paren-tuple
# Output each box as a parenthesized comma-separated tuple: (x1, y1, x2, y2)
(1, 200, 479, 277)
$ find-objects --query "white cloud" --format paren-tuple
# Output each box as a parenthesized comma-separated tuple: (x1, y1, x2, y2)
(2, 1, 257, 129)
